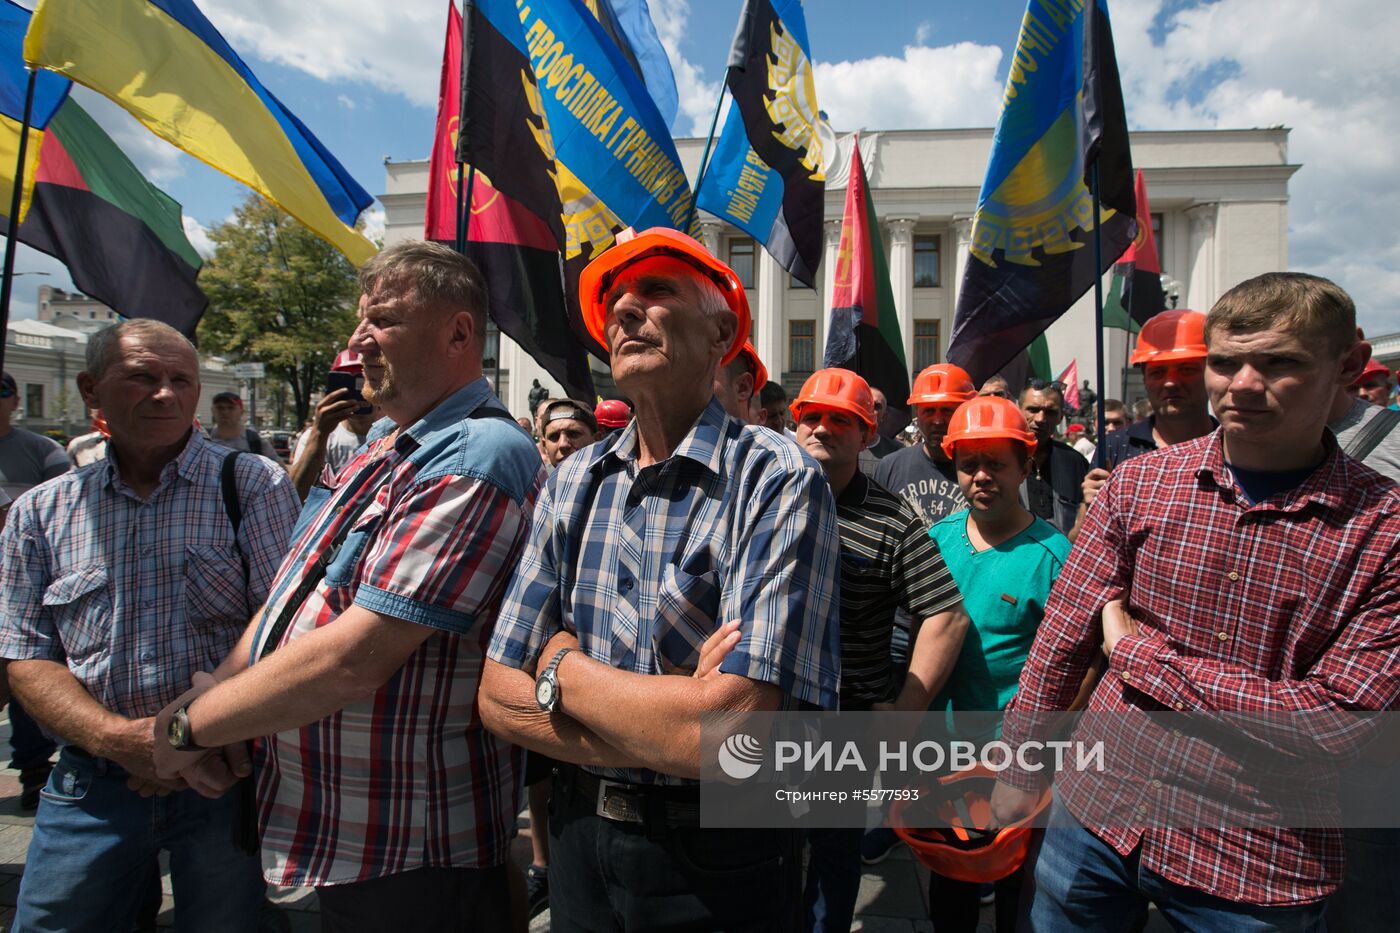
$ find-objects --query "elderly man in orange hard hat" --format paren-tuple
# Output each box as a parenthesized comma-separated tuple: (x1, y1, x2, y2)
(480, 228, 842, 931)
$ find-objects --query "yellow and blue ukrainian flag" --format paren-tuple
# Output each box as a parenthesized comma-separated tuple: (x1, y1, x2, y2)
(947, 0, 1136, 385)
(0, 0, 69, 224)
(24, 0, 377, 265)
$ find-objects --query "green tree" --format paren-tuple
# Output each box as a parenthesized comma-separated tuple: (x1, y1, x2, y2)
(196, 194, 364, 425)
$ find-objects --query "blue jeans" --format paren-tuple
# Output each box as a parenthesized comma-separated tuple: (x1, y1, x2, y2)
(12, 747, 265, 933)
(1032, 799, 1327, 932)
(803, 827, 863, 932)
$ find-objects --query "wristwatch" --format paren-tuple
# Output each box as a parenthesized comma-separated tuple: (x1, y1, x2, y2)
(535, 647, 574, 713)
(166, 706, 207, 752)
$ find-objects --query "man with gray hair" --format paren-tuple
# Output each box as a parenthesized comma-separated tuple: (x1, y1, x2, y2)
(0, 319, 300, 931)
(151, 241, 543, 930)
(481, 227, 840, 930)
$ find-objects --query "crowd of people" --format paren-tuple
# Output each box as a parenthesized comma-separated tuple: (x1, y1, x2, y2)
(0, 229, 1395, 933)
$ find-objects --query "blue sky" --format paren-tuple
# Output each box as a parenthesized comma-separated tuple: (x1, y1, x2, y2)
(7, 0, 1399, 336)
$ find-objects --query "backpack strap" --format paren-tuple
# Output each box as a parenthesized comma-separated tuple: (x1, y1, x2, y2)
(256, 397, 519, 661)
(1343, 407, 1400, 463)
(220, 450, 253, 608)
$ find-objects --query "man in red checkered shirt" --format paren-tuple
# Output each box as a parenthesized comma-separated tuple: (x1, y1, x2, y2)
(991, 272, 1400, 930)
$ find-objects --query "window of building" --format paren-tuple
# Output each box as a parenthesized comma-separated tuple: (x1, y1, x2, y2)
(728, 238, 755, 289)
(1151, 212, 1163, 244)
(25, 384, 43, 419)
(913, 321, 941, 371)
(789, 320, 815, 373)
(914, 235, 941, 288)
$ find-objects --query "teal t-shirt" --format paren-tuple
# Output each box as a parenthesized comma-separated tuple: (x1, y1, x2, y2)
(929, 511, 1069, 739)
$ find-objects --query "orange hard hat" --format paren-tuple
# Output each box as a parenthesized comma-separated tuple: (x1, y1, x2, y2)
(941, 396, 1038, 459)
(892, 766, 1051, 884)
(1129, 310, 1207, 366)
(594, 398, 632, 429)
(578, 227, 751, 366)
(1352, 358, 1392, 387)
(331, 350, 363, 373)
(790, 368, 876, 429)
(736, 341, 768, 392)
(908, 364, 976, 407)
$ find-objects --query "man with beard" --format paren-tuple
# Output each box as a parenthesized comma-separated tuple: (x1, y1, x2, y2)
(151, 242, 543, 930)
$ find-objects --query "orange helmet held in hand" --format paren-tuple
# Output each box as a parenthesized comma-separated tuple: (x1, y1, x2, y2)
(790, 368, 876, 429)
(892, 766, 1051, 884)
(941, 396, 1038, 459)
(1129, 310, 1207, 366)
(908, 364, 977, 407)
(578, 227, 751, 365)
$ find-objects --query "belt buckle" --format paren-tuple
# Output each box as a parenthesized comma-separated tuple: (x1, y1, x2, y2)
(596, 779, 644, 824)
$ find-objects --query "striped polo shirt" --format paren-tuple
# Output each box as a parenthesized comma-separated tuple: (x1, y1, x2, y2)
(833, 471, 961, 709)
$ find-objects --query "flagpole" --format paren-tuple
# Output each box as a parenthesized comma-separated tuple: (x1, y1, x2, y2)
(453, 162, 466, 252)
(682, 80, 729, 234)
(1091, 163, 1107, 469)
(0, 69, 38, 376)
(455, 162, 499, 394)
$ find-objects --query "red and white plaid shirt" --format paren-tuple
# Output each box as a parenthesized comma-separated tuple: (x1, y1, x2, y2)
(1002, 430, 1400, 906)
(250, 381, 543, 886)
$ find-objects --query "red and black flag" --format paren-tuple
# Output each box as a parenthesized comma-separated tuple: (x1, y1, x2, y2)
(823, 141, 909, 406)
(0, 96, 207, 335)
(1115, 169, 1165, 327)
(947, 0, 1136, 385)
(432, 0, 595, 400)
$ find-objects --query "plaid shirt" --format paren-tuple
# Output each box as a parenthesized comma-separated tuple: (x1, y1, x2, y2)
(0, 431, 299, 718)
(489, 398, 842, 785)
(250, 379, 542, 886)
(1002, 430, 1400, 905)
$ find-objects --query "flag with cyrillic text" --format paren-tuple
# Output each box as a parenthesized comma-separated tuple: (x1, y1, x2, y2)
(947, 0, 1135, 385)
(697, 0, 826, 286)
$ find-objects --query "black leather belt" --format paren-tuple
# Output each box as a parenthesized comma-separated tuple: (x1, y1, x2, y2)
(559, 766, 702, 828)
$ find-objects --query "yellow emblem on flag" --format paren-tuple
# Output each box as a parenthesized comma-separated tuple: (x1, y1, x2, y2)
(763, 22, 825, 183)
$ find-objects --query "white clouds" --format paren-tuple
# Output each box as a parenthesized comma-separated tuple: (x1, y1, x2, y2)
(182, 216, 217, 259)
(360, 206, 387, 244)
(813, 43, 1004, 131)
(914, 21, 933, 46)
(1107, 0, 1400, 333)
(648, 0, 723, 135)
(337, 95, 358, 110)
(197, 0, 443, 108)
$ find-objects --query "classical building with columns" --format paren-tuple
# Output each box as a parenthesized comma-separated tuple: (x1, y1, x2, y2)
(381, 127, 1297, 417)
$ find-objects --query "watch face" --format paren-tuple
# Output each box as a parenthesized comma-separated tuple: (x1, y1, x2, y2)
(536, 677, 556, 709)
(167, 713, 186, 748)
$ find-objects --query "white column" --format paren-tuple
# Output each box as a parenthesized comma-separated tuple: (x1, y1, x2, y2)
(698, 220, 723, 258)
(885, 216, 918, 369)
(755, 249, 786, 384)
(817, 218, 840, 348)
(949, 216, 974, 317)
(1185, 203, 1218, 312)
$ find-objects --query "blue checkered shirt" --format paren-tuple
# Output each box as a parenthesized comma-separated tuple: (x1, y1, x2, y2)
(489, 398, 842, 784)
(0, 430, 301, 719)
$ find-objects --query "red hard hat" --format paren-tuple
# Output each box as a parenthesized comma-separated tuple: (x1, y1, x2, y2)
(908, 364, 976, 407)
(594, 398, 632, 429)
(1129, 310, 1207, 366)
(941, 396, 1037, 459)
(331, 350, 363, 373)
(577, 227, 751, 366)
(1352, 358, 1392, 387)
(736, 341, 768, 392)
(892, 766, 1051, 884)
(790, 368, 876, 430)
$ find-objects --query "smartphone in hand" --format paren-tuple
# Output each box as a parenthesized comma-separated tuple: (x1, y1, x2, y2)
(326, 371, 372, 415)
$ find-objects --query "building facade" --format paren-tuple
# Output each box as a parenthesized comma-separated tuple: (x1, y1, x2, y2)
(381, 127, 1297, 418)
(7, 317, 243, 438)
